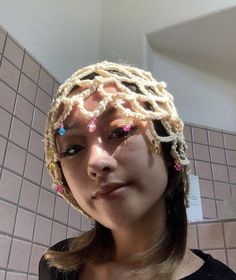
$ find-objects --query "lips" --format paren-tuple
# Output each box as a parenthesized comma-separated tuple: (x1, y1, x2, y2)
(93, 182, 129, 199)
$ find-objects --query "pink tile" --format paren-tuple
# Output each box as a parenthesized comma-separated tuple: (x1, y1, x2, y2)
(68, 206, 82, 229)
(32, 108, 46, 135)
(0, 136, 7, 165)
(201, 198, 217, 219)
(195, 161, 212, 180)
(0, 58, 20, 91)
(199, 179, 214, 198)
(19, 180, 39, 211)
(38, 68, 54, 96)
(186, 141, 193, 158)
(193, 143, 210, 161)
(0, 169, 21, 203)
(18, 73, 37, 103)
(9, 117, 30, 149)
(224, 222, 236, 247)
(198, 222, 224, 249)
(187, 224, 198, 249)
(24, 154, 43, 184)
(204, 249, 226, 265)
(37, 189, 55, 218)
(28, 130, 44, 159)
(228, 166, 236, 184)
(0, 80, 16, 113)
(210, 147, 226, 164)
(14, 208, 35, 240)
(192, 127, 208, 144)
(4, 142, 26, 175)
(0, 29, 6, 54)
(214, 182, 231, 200)
(28, 244, 47, 274)
(51, 222, 67, 245)
(33, 215, 52, 246)
(226, 150, 236, 166)
(208, 130, 224, 147)
(4, 37, 24, 68)
(227, 249, 236, 272)
(0, 108, 11, 137)
(224, 133, 236, 150)
(212, 164, 229, 182)
(8, 239, 31, 272)
(184, 125, 192, 141)
(0, 201, 17, 234)
(0, 234, 11, 268)
(14, 95, 34, 125)
(22, 53, 40, 83)
(54, 195, 69, 223)
(35, 87, 51, 114)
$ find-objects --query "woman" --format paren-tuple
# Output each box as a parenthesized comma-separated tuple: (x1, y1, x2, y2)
(39, 61, 236, 279)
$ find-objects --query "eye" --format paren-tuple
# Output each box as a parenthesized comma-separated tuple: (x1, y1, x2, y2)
(108, 126, 136, 140)
(60, 144, 84, 158)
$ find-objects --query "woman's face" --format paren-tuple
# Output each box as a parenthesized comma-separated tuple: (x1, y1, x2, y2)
(56, 85, 168, 230)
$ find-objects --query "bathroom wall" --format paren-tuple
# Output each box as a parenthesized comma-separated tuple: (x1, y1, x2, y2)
(0, 26, 93, 280)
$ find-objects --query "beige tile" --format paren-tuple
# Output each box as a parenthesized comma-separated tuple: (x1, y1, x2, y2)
(4, 37, 24, 68)
(41, 165, 53, 190)
(51, 222, 67, 246)
(210, 147, 226, 164)
(228, 166, 236, 184)
(6, 271, 27, 280)
(231, 185, 236, 195)
(0, 58, 20, 91)
(212, 164, 229, 182)
(189, 160, 195, 175)
(192, 127, 208, 144)
(208, 130, 224, 147)
(214, 182, 231, 200)
(224, 133, 236, 150)
(35, 87, 51, 114)
(0, 234, 11, 268)
(193, 143, 210, 161)
(19, 180, 39, 211)
(227, 249, 236, 272)
(38, 68, 54, 95)
(28, 244, 47, 274)
(0, 107, 12, 138)
(184, 125, 192, 141)
(54, 195, 69, 224)
(32, 108, 46, 135)
(22, 53, 40, 83)
(198, 223, 224, 249)
(37, 189, 55, 218)
(195, 161, 212, 180)
(204, 249, 226, 265)
(68, 206, 82, 229)
(53, 81, 60, 97)
(33, 215, 52, 246)
(201, 198, 217, 219)
(224, 222, 236, 247)
(226, 150, 236, 167)
(14, 208, 35, 240)
(199, 179, 214, 198)
(0, 80, 16, 113)
(14, 95, 34, 125)
(28, 130, 44, 159)
(81, 215, 93, 232)
(0, 136, 7, 165)
(9, 117, 30, 149)
(0, 270, 6, 280)
(0, 29, 6, 54)
(187, 224, 198, 249)
(24, 153, 43, 184)
(216, 200, 227, 219)
(0, 201, 17, 234)
(186, 141, 193, 159)
(67, 227, 81, 239)
(18, 73, 37, 103)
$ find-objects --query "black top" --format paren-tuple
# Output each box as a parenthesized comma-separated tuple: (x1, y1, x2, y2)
(39, 238, 236, 279)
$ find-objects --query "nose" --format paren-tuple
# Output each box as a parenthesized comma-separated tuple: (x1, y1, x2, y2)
(87, 142, 117, 180)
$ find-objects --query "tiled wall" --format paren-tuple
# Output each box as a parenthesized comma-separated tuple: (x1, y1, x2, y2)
(0, 25, 235, 279)
(0, 26, 93, 280)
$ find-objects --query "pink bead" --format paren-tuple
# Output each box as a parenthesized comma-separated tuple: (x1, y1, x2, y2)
(123, 124, 131, 132)
(87, 117, 97, 133)
(175, 162, 182, 171)
(56, 185, 64, 193)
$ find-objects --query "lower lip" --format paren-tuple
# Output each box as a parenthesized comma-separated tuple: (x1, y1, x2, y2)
(96, 186, 128, 200)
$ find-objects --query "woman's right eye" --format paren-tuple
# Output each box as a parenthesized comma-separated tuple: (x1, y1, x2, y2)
(60, 144, 84, 158)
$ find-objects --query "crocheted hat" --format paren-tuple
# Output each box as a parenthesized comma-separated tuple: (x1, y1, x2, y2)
(44, 61, 190, 216)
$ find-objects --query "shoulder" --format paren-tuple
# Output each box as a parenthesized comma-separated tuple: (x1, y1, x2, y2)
(186, 249, 236, 280)
(38, 238, 75, 279)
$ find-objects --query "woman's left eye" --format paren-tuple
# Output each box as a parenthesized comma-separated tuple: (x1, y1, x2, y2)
(108, 126, 136, 140)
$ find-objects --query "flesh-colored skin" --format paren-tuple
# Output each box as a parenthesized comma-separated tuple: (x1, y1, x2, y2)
(56, 85, 204, 279)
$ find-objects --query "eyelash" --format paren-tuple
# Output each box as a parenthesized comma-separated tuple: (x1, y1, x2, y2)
(59, 126, 136, 158)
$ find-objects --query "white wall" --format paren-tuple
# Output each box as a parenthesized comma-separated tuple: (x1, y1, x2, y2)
(147, 46, 236, 132)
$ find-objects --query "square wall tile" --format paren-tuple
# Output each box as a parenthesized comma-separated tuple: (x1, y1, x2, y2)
(228, 166, 236, 184)
(224, 133, 236, 150)
(0, 200, 17, 234)
(226, 150, 236, 167)
(214, 182, 231, 200)
(193, 143, 210, 161)
(198, 223, 224, 249)
(18, 73, 37, 103)
(28, 244, 47, 274)
(4, 142, 26, 175)
(14, 95, 34, 126)
(9, 117, 30, 149)
(0, 136, 7, 165)
(208, 130, 224, 147)
(0, 80, 16, 113)
(41, 165, 53, 190)
(4, 37, 24, 69)
(35, 87, 51, 114)
(22, 53, 40, 83)
(186, 141, 193, 158)
(19, 179, 39, 211)
(183, 125, 192, 141)
(216, 200, 227, 219)
(68, 206, 82, 229)
(0, 270, 6, 280)
(227, 249, 236, 272)
(32, 108, 46, 135)
(51, 222, 67, 245)
(210, 147, 226, 164)
(0, 169, 22, 203)
(195, 161, 212, 180)
(37, 188, 55, 218)
(204, 249, 226, 265)
(224, 222, 236, 247)
(0, 57, 20, 91)
(192, 127, 208, 144)
(28, 276, 38, 280)
(212, 164, 229, 182)
(0, 29, 6, 54)
(8, 239, 31, 272)
(67, 227, 80, 239)
(0, 233, 11, 268)
(53, 81, 60, 97)
(54, 195, 69, 224)
(81, 215, 93, 232)
(189, 159, 196, 175)
(14, 207, 35, 240)
(0, 108, 11, 137)
(28, 130, 44, 159)
(24, 153, 43, 184)
(201, 198, 217, 219)
(33, 215, 52, 246)
(187, 224, 198, 249)
(6, 272, 27, 280)
(199, 179, 214, 199)
(38, 68, 54, 95)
